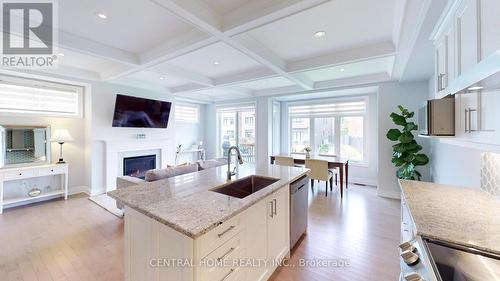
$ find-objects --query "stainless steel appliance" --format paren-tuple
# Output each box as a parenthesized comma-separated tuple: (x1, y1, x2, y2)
(400, 237, 500, 281)
(290, 175, 309, 249)
(418, 98, 455, 136)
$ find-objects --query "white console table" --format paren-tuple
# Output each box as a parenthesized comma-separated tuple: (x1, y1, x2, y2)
(0, 164, 68, 214)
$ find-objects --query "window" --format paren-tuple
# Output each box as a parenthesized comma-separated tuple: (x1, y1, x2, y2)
(290, 118, 310, 153)
(175, 104, 199, 123)
(288, 98, 367, 162)
(244, 116, 254, 125)
(217, 104, 256, 163)
(0, 78, 82, 117)
(341, 116, 364, 161)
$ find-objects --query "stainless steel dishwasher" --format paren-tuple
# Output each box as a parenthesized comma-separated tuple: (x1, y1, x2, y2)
(290, 175, 309, 249)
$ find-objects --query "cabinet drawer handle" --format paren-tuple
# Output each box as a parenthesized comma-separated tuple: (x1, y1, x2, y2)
(220, 269, 235, 281)
(273, 199, 277, 216)
(269, 201, 274, 218)
(217, 247, 236, 262)
(217, 225, 235, 238)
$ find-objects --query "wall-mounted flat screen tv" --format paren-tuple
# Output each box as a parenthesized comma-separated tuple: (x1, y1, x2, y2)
(112, 94, 172, 128)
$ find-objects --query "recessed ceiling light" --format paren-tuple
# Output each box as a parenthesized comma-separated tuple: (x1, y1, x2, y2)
(467, 86, 484, 91)
(340, 68, 345, 72)
(159, 76, 165, 80)
(213, 61, 220, 65)
(95, 12, 107, 19)
(58, 53, 64, 57)
(314, 31, 326, 38)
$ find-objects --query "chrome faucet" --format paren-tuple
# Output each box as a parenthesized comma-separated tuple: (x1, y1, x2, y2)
(227, 146, 244, 180)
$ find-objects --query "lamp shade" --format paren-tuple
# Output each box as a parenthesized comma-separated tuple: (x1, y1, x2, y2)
(52, 129, 74, 142)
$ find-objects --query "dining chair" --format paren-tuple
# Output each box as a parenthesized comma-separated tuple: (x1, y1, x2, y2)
(274, 156, 296, 167)
(305, 159, 335, 197)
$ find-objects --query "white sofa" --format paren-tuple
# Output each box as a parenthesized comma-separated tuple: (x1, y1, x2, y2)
(115, 158, 227, 209)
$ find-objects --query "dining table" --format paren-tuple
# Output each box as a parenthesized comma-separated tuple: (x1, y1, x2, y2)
(270, 153, 349, 198)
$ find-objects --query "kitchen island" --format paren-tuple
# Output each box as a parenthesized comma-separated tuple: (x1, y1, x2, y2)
(108, 164, 308, 281)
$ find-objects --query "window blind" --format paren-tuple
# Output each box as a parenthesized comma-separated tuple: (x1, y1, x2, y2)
(216, 104, 255, 113)
(0, 82, 80, 116)
(175, 104, 199, 123)
(288, 100, 366, 117)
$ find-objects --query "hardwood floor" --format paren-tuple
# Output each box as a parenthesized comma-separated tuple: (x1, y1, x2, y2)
(0, 194, 123, 281)
(270, 184, 401, 281)
(0, 184, 401, 281)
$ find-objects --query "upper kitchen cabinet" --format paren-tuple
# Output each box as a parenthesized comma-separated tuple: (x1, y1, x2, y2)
(435, 21, 455, 93)
(480, 0, 500, 57)
(455, 0, 480, 76)
(432, 0, 500, 98)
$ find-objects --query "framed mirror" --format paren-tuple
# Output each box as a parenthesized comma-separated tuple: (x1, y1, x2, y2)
(0, 125, 51, 167)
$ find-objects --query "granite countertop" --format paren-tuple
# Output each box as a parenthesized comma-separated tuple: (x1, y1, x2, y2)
(399, 180, 500, 255)
(108, 164, 308, 239)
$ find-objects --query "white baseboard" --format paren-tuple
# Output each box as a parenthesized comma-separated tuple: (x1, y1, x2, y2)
(69, 186, 91, 196)
(376, 189, 401, 199)
(348, 176, 377, 187)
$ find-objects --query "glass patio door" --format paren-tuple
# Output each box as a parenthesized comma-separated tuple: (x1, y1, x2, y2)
(218, 105, 256, 163)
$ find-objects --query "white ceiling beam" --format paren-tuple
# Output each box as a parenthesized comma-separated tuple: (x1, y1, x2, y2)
(151, 64, 214, 86)
(223, 0, 329, 35)
(253, 73, 391, 98)
(59, 32, 140, 66)
(170, 83, 208, 93)
(140, 30, 214, 65)
(252, 85, 303, 97)
(313, 72, 392, 90)
(44, 65, 102, 81)
(214, 68, 275, 86)
(151, 0, 222, 32)
(173, 93, 215, 103)
(231, 34, 314, 90)
(287, 41, 396, 73)
(148, 0, 314, 91)
(391, 0, 433, 80)
(101, 32, 217, 81)
(392, 0, 408, 48)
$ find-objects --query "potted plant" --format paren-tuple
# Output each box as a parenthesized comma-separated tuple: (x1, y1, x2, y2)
(386, 106, 429, 180)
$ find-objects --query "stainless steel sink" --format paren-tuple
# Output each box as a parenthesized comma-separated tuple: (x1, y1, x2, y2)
(210, 175, 280, 199)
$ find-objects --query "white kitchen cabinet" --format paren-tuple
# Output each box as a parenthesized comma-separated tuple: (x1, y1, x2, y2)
(480, 0, 500, 59)
(124, 185, 292, 281)
(455, 0, 480, 75)
(267, 187, 290, 266)
(435, 19, 456, 93)
(245, 199, 270, 281)
(246, 186, 290, 281)
(436, 36, 448, 92)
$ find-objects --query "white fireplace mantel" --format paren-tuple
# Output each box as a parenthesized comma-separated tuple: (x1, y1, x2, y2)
(104, 138, 174, 191)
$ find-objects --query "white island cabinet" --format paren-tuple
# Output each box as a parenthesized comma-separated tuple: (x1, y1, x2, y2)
(109, 164, 306, 281)
(123, 186, 290, 281)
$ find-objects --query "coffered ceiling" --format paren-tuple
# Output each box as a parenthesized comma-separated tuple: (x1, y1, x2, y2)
(10, 0, 442, 102)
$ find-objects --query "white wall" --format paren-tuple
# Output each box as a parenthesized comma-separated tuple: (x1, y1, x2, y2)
(377, 81, 430, 198)
(0, 72, 92, 195)
(90, 82, 191, 195)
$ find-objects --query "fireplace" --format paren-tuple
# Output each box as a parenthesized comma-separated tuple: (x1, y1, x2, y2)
(123, 155, 156, 179)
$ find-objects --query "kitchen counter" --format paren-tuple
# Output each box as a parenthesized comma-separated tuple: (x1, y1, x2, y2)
(399, 180, 500, 255)
(108, 164, 307, 238)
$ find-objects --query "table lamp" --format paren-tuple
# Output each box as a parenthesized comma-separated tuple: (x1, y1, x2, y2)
(52, 129, 74, 164)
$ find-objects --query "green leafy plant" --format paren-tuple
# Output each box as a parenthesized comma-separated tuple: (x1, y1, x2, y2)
(386, 106, 429, 180)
